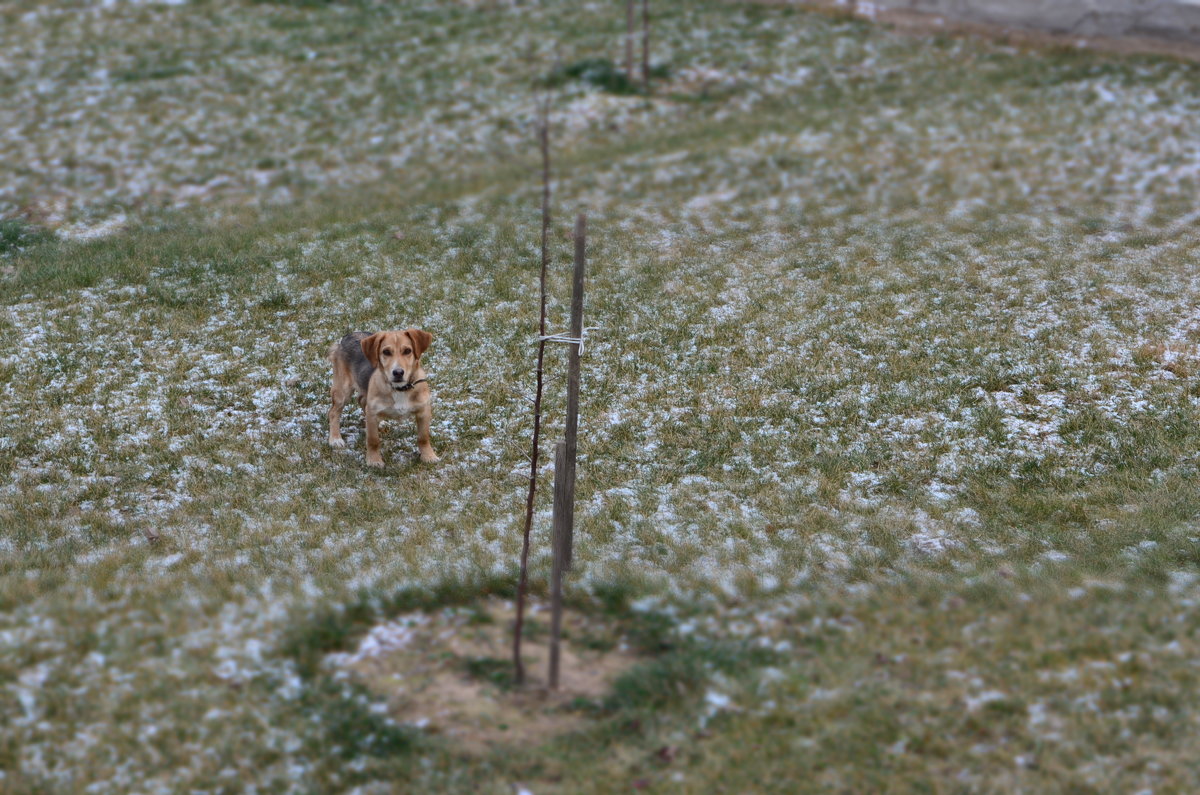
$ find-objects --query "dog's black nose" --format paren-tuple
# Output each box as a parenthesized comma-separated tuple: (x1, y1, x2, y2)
(392, 369, 405, 381)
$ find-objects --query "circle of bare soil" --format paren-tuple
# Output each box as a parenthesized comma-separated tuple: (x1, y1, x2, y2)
(326, 599, 646, 755)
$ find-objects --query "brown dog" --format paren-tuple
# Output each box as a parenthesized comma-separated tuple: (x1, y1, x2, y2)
(327, 329, 439, 466)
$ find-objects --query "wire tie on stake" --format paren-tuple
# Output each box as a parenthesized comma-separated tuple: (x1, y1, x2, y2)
(538, 326, 598, 356)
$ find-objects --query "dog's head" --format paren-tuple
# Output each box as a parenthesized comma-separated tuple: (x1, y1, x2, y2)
(360, 328, 432, 388)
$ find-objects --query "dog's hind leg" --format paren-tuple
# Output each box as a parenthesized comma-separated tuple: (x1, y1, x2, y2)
(328, 359, 354, 449)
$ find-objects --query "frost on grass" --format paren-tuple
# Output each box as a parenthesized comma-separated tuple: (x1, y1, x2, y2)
(0, 0, 685, 231)
(5, 0, 1200, 790)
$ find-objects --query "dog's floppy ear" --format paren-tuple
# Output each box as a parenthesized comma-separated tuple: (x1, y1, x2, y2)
(405, 328, 432, 359)
(360, 333, 383, 369)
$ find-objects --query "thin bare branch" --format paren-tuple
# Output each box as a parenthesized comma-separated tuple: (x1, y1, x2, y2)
(513, 88, 554, 687)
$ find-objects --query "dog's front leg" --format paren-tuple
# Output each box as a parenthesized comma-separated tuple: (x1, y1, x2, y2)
(365, 411, 385, 468)
(415, 405, 439, 463)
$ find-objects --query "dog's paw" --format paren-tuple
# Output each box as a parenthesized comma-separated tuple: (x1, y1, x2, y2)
(329, 437, 346, 449)
(420, 452, 440, 463)
(366, 457, 385, 468)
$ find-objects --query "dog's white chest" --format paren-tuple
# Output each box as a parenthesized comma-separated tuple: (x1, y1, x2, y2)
(378, 389, 420, 417)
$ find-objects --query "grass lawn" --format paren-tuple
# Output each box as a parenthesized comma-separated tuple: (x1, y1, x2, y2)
(3, 0, 1200, 791)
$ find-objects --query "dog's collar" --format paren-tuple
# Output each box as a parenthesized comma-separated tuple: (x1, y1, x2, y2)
(392, 377, 428, 393)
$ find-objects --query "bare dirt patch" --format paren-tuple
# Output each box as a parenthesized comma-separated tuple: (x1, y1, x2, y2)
(327, 600, 644, 754)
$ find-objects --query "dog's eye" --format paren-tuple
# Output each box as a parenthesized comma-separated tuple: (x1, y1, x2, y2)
(381, 348, 392, 356)
(402, 347, 412, 356)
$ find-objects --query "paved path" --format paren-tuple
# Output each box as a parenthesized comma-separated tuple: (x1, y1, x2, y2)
(865, 0, 1200, 45)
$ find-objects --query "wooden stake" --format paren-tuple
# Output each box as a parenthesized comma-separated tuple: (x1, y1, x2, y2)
(642, 0, 650, 92)
(549, 214, 586, 689)
(548, 441, 568, 689)
(562, 213, 586, 570)
(625, 0, 636, 82)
